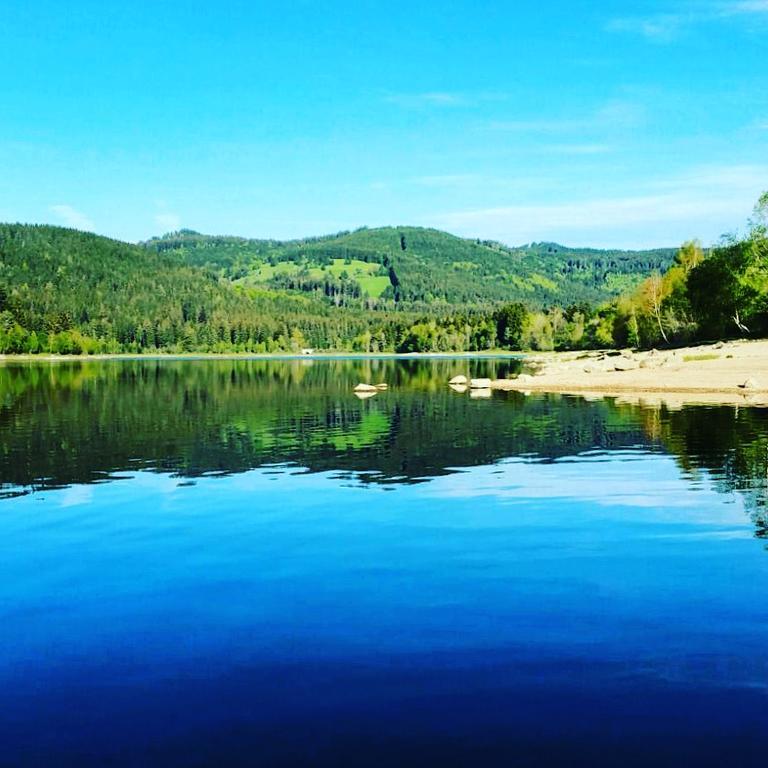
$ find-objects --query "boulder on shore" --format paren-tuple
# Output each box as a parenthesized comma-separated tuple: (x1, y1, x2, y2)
(614, 358, 640, 372)
(449, 375, 468, 385)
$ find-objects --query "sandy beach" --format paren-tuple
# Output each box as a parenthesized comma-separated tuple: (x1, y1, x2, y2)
(489, 339, 768, 406)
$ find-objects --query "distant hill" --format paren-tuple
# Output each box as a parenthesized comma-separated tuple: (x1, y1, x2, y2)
(1, 223, 677, 355)
(143, 226, 676, 308)
(0, 224, 346, 353)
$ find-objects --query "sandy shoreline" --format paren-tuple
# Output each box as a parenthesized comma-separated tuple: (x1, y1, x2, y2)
(487, 339, 768, 407)
(4, 341, 768, 406)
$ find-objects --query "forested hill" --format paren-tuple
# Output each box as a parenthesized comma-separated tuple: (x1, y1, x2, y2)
(0, 224, 350, 354)
(144, 226, 675, 307)
(0, 223, 676, 355)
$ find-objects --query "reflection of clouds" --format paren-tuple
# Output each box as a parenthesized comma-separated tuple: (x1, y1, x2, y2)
(59, 485, 94, 508)
(421, 454, 749, 526)
(128, 472, 181, 495)
(21, 451, 751, 533)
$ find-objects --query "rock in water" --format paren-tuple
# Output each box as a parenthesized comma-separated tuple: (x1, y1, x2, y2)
(374, 383, 388, 390)
(449, 375, 468, 385)
(469, 378, 492, 389)
(354, 383, 378, 393)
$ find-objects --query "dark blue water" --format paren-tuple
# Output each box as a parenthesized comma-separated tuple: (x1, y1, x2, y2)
(2, 358, 768, 766)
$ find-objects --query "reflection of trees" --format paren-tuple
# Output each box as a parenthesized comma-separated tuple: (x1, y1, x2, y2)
(1, 358, 643, 496)
(3, 359, 768, 541)
(643, 405, 768, 539)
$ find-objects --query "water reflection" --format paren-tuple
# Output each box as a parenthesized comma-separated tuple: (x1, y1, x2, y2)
(3, 359, 768, 766)
(2, 358, 768, 538)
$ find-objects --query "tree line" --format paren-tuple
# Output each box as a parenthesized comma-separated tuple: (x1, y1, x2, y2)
(0, 194, 765, 356)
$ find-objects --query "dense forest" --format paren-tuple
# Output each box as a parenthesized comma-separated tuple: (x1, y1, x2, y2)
(145, 227, 674, 308)
(0, 194, 764, 355)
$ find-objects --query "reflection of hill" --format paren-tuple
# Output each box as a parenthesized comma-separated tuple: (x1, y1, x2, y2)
(3, 360, 768, 540)
(1, 359, 645, 495)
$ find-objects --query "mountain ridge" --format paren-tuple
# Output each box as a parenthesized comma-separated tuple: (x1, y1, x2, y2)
(0, 222, 680, 354)
(142, 225, 676, 307)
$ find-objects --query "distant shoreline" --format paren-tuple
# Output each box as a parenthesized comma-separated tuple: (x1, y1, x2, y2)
(6, 341, 768, 408)
(0, 350, 526, 363)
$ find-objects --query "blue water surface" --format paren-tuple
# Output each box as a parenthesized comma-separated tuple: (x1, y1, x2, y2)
(1, 358, 768, 766)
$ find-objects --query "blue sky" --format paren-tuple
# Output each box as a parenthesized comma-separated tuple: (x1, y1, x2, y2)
(1, 0, 766, 248)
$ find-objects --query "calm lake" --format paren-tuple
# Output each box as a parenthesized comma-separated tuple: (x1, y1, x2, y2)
(2, 357, 768, 766)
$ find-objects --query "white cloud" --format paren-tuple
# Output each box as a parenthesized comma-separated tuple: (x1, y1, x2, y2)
(412, 174, 482, 188)
(544, 143, 615, 156)
(429, 164, 768, 249)
(385, 91, 466, 108)
(607, 3, 768, 41)
(725, 0, 768, 13)
(155, 212, 181, 232)
(606, 14, 684, 42)
(488, 100, 645, 135)
(50, 204, 95, 231)
(385, 91, 508, 109)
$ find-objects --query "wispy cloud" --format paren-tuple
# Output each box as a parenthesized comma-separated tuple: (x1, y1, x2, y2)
(488, 100, 645, 135)
(724, 1, 768, 14)
(153, 200, 181, 233)
(411, 174, 482, 188)
(607, 2, 768, 42)
(545, 143, 615, 156)
(155, 212, 181, 232)
(385, 91, 466, 108)
(385, 91, 507, 109)
(50, 204, 95, 231)
(606, 14, 684, 42)
(429, 164, 768, 249)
